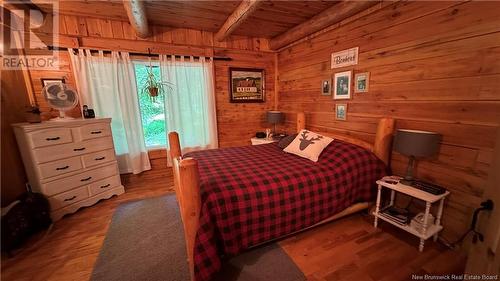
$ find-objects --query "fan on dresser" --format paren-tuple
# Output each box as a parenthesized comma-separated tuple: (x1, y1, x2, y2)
(41, 83, 79, 120)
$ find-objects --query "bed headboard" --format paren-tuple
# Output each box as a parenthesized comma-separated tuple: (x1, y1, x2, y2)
(296, 112, 395, 165)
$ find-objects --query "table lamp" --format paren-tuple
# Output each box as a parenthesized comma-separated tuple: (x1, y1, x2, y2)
(393, 129, 441, 185)
(266, 111, 284, 136)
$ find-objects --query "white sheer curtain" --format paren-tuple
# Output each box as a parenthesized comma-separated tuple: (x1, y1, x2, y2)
(69, 49, 151, 174)
(160, 55, 218, 157)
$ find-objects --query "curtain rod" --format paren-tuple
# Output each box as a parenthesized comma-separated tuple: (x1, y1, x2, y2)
(47, 46, 232, 61)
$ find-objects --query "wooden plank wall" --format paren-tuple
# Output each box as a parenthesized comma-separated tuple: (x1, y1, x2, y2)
(277, 1, 500, 241)
(1, 69, 31, 206)
(29, 15, 275, 140)
(26, 15, 275, 183)
(214, 48, 276, 147)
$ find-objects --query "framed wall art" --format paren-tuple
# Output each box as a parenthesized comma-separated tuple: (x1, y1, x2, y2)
(41, 78, 65, 87)
(321, 79, 331, 95)
(354, 72, 370, 93)
(229, 68, 265, 103)
(333, 71, 351, 100)
(335, 104, 347, 121)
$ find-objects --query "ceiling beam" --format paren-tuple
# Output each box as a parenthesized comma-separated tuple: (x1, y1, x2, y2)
(215, 0, 262, 42)
(123, 0, 149, 38)
(269, 1, 379, 50)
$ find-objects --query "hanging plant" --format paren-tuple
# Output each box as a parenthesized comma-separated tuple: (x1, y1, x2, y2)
(140, 55, 173, 103)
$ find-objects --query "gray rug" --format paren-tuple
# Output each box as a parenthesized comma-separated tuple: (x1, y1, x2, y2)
(91, 195, 305, 281)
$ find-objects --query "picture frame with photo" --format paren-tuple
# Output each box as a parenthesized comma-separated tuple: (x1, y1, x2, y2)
(335, 104, 347, 121)
(41, 78, 65, 87)
(229, 68, 265, 103)
(354, 72, 370, 93)
(333, 71, 351, 100)
(321, 79, 331, 95)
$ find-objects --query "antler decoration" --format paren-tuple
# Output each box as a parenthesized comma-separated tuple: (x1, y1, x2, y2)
(298, 130, 323, 150)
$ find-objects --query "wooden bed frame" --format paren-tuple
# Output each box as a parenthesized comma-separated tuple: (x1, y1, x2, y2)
(168, 112, 395, 280)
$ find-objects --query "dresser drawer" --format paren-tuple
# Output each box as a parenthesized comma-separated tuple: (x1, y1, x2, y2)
(28, 128, 73, 148)
(89, 175, 121, 196)
(82, 149, 116, 168)
(49, 186, 89, 210)
(34, 137, 114, 164)
(41, 163, 119, 196)
(79, 123, 111, 140)
(38, 157, 83, 179)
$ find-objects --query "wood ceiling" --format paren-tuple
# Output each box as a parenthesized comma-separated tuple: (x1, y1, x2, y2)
(32, 0, 378, 50)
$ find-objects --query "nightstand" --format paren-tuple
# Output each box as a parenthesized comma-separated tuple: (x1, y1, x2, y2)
(373, 177, 450, 252)
(250, 137, 277, 145)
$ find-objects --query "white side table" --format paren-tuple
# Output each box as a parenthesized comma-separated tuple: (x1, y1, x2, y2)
(250, 137, 278, 145)
(373, 177, 450, 252)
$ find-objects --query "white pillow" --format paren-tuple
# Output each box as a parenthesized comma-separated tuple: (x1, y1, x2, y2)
(283, 130, 333, 162)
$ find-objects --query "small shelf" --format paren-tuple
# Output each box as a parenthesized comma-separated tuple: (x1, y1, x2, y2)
(376, 180, 449, 203)
(373, 212, 443, 240)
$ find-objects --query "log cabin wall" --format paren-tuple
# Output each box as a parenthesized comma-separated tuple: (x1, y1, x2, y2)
(30, 15, 274, 132)
(277, 1, 500, 241)
(1, 68, 31, 206)
(24, 15, 275, 186)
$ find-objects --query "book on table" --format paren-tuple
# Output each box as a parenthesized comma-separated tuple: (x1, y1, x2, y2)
(379, 206, 410, 225)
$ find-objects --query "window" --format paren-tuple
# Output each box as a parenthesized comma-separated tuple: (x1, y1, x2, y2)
(133, 61, 168, 148)
(133, 57, 217, 151)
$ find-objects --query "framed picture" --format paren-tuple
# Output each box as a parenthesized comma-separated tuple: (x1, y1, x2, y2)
(321, 79, 331, 95)
(335, 104, 347, 121)
(333, 71, 351, 100)
(355, 72, 370, 93)
(41, 78, 65, 87)
(229, 68, 265, 103)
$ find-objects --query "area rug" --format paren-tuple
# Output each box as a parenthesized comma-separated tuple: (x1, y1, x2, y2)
(91, 194, 305, 281)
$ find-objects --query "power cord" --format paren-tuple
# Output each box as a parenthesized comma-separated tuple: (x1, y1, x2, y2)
(441, 199, 494, 249)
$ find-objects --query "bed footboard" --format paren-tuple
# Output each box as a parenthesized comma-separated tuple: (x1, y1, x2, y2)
(168, 132, 200, 281)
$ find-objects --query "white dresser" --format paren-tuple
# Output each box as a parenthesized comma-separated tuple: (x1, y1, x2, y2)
(12, 118, 125, 221)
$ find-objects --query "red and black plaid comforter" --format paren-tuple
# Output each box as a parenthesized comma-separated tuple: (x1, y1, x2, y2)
(184, 141, 386, 280)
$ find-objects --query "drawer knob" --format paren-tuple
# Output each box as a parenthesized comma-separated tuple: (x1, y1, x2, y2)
(95, 156, 106, 161)
(56, 165, 70, 170)
(73, 147, 86, 151)
(46, 137, 60, 141)
(100, 184, 111, 189)
(90, 130, 102, 134)
(64, 195, 77, 202)
(80, 176, 92, 182)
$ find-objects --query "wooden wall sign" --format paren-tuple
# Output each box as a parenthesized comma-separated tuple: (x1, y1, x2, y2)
(331, 47, 359, 69)
(229, 68, 265, 103)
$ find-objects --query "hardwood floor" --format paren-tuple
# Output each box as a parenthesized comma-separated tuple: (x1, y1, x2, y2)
(1, 172, 465, 281)
(279, 215, 466, 281)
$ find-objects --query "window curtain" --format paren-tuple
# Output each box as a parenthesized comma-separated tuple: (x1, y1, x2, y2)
(159, 55, 218, 159)
(68, 49, 151, 174)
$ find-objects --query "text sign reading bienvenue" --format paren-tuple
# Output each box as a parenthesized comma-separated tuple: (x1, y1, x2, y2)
(331, 47, 359, 69)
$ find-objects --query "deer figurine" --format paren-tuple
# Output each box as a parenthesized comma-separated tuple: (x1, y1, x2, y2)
(299, 130, 323, 150)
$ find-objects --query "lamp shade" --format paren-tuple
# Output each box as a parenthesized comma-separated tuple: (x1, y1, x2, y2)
(266, 111, 284, 124)
(394, 129, 441, 158)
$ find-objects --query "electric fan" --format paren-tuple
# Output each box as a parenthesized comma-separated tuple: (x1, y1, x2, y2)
(41, 83, 79, 120)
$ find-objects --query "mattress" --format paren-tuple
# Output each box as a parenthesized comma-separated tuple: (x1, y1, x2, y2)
(184, 140, 386, 280)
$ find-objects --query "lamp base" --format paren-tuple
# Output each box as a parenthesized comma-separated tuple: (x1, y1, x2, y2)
(402, 155, 416, 186)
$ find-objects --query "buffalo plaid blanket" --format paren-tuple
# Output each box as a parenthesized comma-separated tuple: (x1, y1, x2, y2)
(184, 141, 386, 280)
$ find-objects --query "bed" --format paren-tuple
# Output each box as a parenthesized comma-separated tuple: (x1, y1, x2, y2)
(168, 112, 395, 281)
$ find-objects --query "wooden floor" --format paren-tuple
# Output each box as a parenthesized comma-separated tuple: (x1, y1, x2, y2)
(1, 173, 466, 281)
